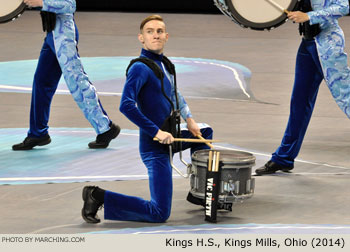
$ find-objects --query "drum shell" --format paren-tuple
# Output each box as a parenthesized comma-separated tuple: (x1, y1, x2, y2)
(0, 1, 26, 24)
(190, 149, 256, 204)
(214, 0, 300, 31)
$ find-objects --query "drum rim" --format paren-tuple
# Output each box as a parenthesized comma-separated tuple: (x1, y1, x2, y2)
(225, 0, 300, 30)
(0, 2, 26, 24)
(191, 149, 256, 164)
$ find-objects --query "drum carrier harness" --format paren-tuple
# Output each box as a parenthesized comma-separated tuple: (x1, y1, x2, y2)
(40, 11, 56, 32)
(298, 0, 320, 40)
(126, 56, 182, 152)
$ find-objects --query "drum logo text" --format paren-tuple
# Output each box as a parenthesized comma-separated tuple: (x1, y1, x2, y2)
(205, 178, 214, 215)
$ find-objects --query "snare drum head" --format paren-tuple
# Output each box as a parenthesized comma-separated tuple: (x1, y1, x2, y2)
(0, 0, 26, 24)
(192, 149, 256, 167)
(226, 0, 300, 30)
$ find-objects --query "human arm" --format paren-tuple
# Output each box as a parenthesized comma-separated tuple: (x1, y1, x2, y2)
(154, 130, 174, 144)
(23, 0, 43, 7)
(169, 79, 200, 136)
(186, 117, 201, 137)
(120, 63, 173, 143)
(24, 0, 76, 13)
(307, 0, 349, 25)
(287, 0, 349, 24)
(170, 77, 192, 120)
(176, 90, 193, 120)
(42, 0, 76, 14)
(287, 11, 310, 23)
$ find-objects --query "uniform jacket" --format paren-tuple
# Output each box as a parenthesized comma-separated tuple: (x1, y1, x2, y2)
(308, 0, 350, 117)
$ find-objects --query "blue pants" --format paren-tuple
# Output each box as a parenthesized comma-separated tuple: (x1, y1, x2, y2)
(271, 39, 324, 167)
(104, 127, 213, 222)
(28, 19, 110, 138)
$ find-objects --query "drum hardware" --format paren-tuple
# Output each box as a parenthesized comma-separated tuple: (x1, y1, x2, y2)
(157, 136, 256, 221)
(221, 179, 239, 195)
(213, 0, 301, 31)
(190, 177, 255, 203)
(179, 147, 191, 170)
(0, 0, 26, 24)
(168, 145, 192, 178)
(188, 148, 256, 215)
(153, 136, 219, 178)
(214, 0, 236, 23)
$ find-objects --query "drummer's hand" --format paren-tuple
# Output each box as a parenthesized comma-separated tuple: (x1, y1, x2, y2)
(186, 117, 201, 137)
(155, 130, 174, 145)
(287, 11, 310, 23)
(24, 0, 43, 8)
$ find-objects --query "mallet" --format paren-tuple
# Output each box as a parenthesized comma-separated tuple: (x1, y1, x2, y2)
(265, 0, 290, 14)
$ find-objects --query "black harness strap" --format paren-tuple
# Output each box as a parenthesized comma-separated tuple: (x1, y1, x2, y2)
(298, 0, 320, 39)
(40, 11, 56, 33)
(126, 56, 182, 151)
(126, 56, 179, 112)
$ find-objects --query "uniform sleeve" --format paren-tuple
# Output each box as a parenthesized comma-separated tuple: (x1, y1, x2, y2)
(174, 88, 192, 120)
(308, 0, 349, 25)
(42, 0, 76, 14)
(119, 63, 160, 137)
(169, 75, 192, 120)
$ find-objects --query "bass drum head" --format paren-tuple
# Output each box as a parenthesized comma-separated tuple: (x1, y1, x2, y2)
(0, 0, 26, 24)
(226, 0, 300, 30)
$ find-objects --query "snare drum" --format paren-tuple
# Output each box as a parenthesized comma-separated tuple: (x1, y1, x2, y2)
(0, 0, 26, 24)
(188, 149, 256, 211)
(214, 0, 300, 30)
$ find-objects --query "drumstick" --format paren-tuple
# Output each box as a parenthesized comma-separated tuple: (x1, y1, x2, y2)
(197, 135, 214, 149)
(208, 150, 213, 172)
(212, 151, 217, 172)
(265, 0, 290, 14)
(153, 137, 219, 143)
(214, 151, 220, 172)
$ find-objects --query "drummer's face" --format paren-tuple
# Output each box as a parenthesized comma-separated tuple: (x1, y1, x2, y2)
(138, 20, 168, 55)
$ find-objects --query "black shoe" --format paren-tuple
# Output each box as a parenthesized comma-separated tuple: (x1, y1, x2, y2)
(255, 160, 293, 176)
(82, 186, 103, 224)
(88, 123, 121, 149)
(12, 134, 51, 151)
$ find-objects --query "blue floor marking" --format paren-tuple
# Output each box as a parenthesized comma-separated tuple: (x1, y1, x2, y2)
(0, 128, 194, 185)
(0, 128, 268, 185)
(87, 223, 350, 234)
(0, 57, 253, 100)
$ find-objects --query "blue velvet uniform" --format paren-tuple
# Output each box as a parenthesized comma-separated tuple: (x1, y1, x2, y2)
(103, 49, 213, 222)
(28, 0, 111, 138)
(271, 0, 350, 168)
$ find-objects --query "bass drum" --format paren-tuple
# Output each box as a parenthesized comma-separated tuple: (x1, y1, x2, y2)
(214, 0, 300, 30)
(0, 0, 26, 24)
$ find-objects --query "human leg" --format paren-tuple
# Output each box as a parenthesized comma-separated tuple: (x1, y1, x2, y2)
(52, 16, 119, 148)
(256, 39, 324, 175)
(12, 35, 61, 150)
(82, 152, 173, 223)
(81, 186, 105, 223)
(179, 124, 213, 154)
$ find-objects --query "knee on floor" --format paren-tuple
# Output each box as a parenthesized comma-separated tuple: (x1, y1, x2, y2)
(149, 205, 171, 223)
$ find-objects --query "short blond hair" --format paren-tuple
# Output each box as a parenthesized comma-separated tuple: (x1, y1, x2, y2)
(140, 15, 164, 31)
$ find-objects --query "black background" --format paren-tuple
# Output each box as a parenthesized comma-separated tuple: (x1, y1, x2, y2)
(76, 0, 350, 15)
(76, 0, 219, 13)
